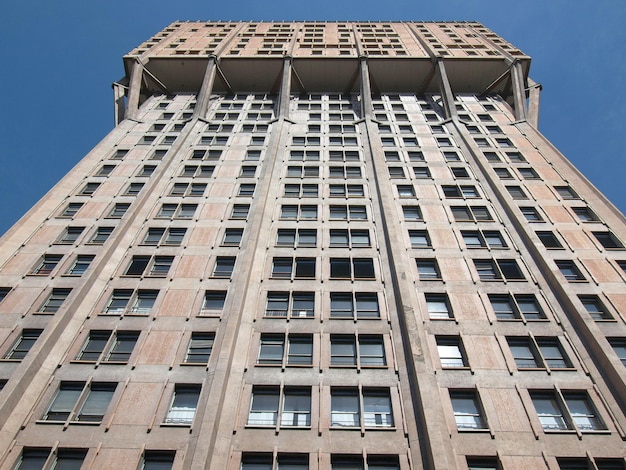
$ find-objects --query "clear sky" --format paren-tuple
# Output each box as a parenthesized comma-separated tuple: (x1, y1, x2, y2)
(1, 0, 625, 236)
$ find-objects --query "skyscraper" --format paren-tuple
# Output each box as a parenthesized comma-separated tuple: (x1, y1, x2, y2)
(0, 20, 625, 469)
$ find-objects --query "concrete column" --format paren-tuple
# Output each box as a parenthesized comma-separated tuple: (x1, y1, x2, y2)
(511, 61, 527, 121)
(194, 55, 218, 120)
(112, 82, 126, 125)
(436, 59, 458, 120)
(527, 78, 541, 128)
(125, 60, 144, 121)
(359, 57, 373, 119)
(277, 57, 292, 119)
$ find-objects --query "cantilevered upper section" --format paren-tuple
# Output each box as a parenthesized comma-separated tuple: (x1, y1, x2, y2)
(120, 21, 531, 100)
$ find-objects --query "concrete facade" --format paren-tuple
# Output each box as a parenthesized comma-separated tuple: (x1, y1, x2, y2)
(0, 21, 625, 470)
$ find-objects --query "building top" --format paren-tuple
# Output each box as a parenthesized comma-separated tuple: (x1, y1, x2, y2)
(121, 21, 531, 106)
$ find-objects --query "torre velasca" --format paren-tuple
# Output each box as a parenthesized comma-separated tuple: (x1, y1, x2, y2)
(1, 21, 625, 470)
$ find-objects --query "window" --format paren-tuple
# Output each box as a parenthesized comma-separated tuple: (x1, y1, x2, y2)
(271, 258, 315, 279)
(520, 206, 543, 222)
(124, 182, 145, 196)
(108, 203, 130, 218)
(396, 185, 415, 197)
(555, 186, 579, 200)
(0, 287, 10, 304)
(330, 292, 379, 319)
(413, 167, 431, 179)
(291, 149, 321, 161)
(89, 226, 114, 244)
(142, 227, 186, 246)
(15, 448, 88, 470)
(287, 165, 319, 178)
(265, 292, 315, 318)
(507, 337, 572, 369)
(474, 259, 525, 280)
(57, 226, 84, 244)
(451, 167, 470, 179)
(443, 151, 461, 161)
(30, 254, 63, 275)
(240, 165, 258, 177)
(506, 186, 528, 200)
(157, 203, 197, 219)
(280, 204, 318, 220)
(142, 451, 175, 470)
(165, 385, 201, 425)
(451, 206, 493, 222)
(536, 231, 563, 249)
(416, 259, 441, 280)
(241, 453, 309, 470)
(239, 183, 256, 197)
(518, 167, 539, 179)
(530, 391, 606, 431)
(38, 288, 72, 312)
(388, 167, 405, 178)
(77, 330, 139, 362)
(284, 184, 318, 198)
(578, 295, 613, 320)
(409, 230, 431, 248)
(329, 184, 364, 198)
(443, 185, 479, 199)
(436, 336, 468, 368)
(450, 390, 487, 430)
(426, 293, 453, 319)
(331, 388, 393, 428)
(222, 228, 244, 246)
(329, 229, 370, 248)
(212, 257, 236, 278)
(258, 334, 313, 366)
(329, 205, 367, 221)
(79, 182, 101, 196)
(461, 230, 507, 249)
(489, 294, 545, 320)
(248, 386, 311, 427)
(104, 289, 158, 315)
(402, 205, 422, 220)
(60, 202, 84, 218)
(44, 381, 116, 422)
(593, 231, 624, 249)
(202, 290, 227, 314)
(330, 335, 386, 367)
(4, 329, 42, 360)
(572, 206, 598, 222)
(494, 168, 513, 179)
(181, 164, 215, 177)
(169, 182, 206, 197)
(276, 229, 317, 247)
(231, 204, 250, 219)
(184, 332, 214, 364)
(192, 149, 223, 161)
(555, 260, 586, 281)
(608, 339, 626, 366)
(124, 256, 174, 277)
(330, 258, 375, 279)
(466, 457, 500, 470)
(331, 455, 400, 470)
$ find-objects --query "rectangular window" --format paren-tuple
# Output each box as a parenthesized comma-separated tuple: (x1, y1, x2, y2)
(38, 288, 72, 312)
(416, 259, 441, 280)
(212, 257, 236, 278)
(450, 390, 487, 430)
(280, 204, 318, 220)
(489, 294, 545, 321)
(89, 226, 114, 244)
(108, 203, 130, 218)
(124, 182, 145, 196)
(57, 226, 85, 244)
(329, 258, 375, 279)
(330, 292, 379, 319)
(276, 229, 317, 247)
(31, 254, 63, 275)
(436, 336, 468, 368)
(608, 339, 626, 367)
(518, 167, 539, 179)
(271, 258, 316, 279)
(530, 391, 605, 432)
(60, 202, 84, 218)
(44, 381, 116, 423)
(451, 206, 493, 222)
(520, 206, 543, 222)
(222, 228, 244, 247)
(331, 388, 393, 428)
(409, 230, 431, 248)
(165, 385, 201, 425)
(157, 203, 197, 219)
(592, 231, 624, 249)
(555, 260, 586, 281)
(329, 229, 370, 248)
(142, 227, 186, 246)
(77, 330, 139, 363)
(184, 332, 214, 364)
(507, 337, 572, 369)
(397, 185, 415, 197)
(329, 205, 367, 221)
(578, 295, 613, 320)
(142, 451, 175, 470)
(124, 255, 173, 277)
(555, 186, 579, 200)
(506, 186, 528, 200)
(572, 206, 598, 222)
(0, 287, 10, 304)
(202, 290, 227, 314)
(265, 292, 315, 319)
(258, 334, 313, 366)
(461, 230, 507, 249)
(104, 289, 158, 316)
(536, 231, 563, 249)
(426, 293, 453, 319)
(330, 335, 386, 367)
(473, 259, 524, 280)
(248, 386, 311, 428)
(231, 204, 250, 219)
(4, 329, 43, 360)
(79, 182, 101, 196)
(402, 205, 422, 220)
(66, 255, 95, 276)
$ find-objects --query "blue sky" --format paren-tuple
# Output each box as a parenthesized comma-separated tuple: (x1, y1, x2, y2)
(1, 0, 625, 236)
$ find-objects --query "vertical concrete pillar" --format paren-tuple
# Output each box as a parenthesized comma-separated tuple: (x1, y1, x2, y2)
(436, 59, 458, 120)
(511, 61, 527, 121)
(359, 57, 373, 119)
(277, 56, 292, 119)
(527, 78, 541, 128)
(112, 82, 126, 125)
(125, 60, 144, 120)
(194, 55, 218, 120)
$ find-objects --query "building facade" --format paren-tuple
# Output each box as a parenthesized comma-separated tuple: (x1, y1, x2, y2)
(0, 21, 625, 470)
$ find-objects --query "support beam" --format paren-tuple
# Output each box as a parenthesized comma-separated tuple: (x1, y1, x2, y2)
(112, 81, 127, 125)
(277, 57, 292, 119)
(125, 60, 144, 120)
(511, 61, 527, 121)
(359, 57, 373, 119)
(194, 56, 218, 120)
(527, 78, 541, 128)
(435, 59, 457, 120)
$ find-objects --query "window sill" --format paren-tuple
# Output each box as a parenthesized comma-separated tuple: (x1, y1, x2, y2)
(161, 422, 192, 428)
